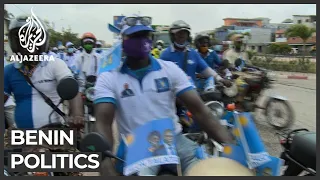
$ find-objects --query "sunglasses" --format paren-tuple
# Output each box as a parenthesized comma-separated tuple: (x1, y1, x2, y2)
(123, 16, 152, 27)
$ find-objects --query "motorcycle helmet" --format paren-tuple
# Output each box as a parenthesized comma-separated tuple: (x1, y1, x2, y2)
(169, 20, 191, 43)
(194, 33, 211, 49)
(81, 32, 97, 46)
(8, 14, 50, 54)
(156, 40, 164, 46)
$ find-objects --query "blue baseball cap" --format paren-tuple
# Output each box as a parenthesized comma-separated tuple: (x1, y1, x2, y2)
(120, 14, 155, 35)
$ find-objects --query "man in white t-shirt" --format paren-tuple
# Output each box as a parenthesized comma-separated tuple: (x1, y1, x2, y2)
(93, 14, 232, 176)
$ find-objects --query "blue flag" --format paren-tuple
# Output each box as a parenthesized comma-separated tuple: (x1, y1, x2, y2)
(98, 41, 122, 74)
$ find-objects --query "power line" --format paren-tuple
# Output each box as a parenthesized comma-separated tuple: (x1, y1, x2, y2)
(12, 4, 28, 14)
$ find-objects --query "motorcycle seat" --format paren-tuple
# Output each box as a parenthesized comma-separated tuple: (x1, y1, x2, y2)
(289, 132, 316, 170)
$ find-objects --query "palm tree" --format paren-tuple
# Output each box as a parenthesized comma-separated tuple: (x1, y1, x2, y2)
(285, 24, 316, 59)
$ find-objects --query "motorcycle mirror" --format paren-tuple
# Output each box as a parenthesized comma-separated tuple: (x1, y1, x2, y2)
(79, 132, 112, 153)
(86, 75, 97, 84)
(56, 77, 79, 100)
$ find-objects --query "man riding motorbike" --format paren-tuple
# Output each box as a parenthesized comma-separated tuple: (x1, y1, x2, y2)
(4, 15, 84, 130)
(57, 45, 66, 60)
(93, 14, 233, 176)
(64, 42, 77, 73)
(151, 40, 165, 59)
(74, 32, 102, 93)
(159, 20, 231, 129)
(194, 33, 221, 70)
(95, 41, 104, 54)
(160, 20, 231, 89)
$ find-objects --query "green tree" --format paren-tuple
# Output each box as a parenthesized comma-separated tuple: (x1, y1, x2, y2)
(285, 24, 316, 59)
(43, 19, 81, 48)
(267, 44, 291, 54)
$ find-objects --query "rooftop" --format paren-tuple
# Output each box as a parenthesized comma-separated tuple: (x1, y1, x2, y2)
(223, 18, 263, 21)
(293, 15, 316, 17)
(287, 35, 316, 44)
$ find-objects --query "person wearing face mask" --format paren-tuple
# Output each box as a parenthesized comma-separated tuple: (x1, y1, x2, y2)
(94, 14, 233, 176)
(160, 20, 231, 88)
(64, 42, 77, 73)
(151, 40, 164, 59)
(194, 34, 222, 71)
(95, 41, 104, 54)
(74, 32, 102, 92)
(57, 45, 66, 60)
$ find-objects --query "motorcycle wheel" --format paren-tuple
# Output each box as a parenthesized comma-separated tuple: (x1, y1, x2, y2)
(265, 98, 295, 130)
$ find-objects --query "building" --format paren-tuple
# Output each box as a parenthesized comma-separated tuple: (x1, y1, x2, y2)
(287, 33, 316, 52)
(275, 29, 287, 43)
(293, 15, 316, 29)
(223, 18, 264, 27)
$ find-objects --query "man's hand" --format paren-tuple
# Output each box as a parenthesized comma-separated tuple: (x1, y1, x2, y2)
(178, 90, 233, 144)
(68, 116, 85, 129)
(221, 79, 232, 87)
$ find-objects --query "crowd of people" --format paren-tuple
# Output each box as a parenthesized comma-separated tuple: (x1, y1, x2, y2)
(4, 13, 259, 176)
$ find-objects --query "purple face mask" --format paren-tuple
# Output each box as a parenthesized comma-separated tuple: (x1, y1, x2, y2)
(123, 37, 152, 59)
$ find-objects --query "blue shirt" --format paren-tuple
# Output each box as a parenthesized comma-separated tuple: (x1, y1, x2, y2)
(197, 49, 221, 70)
(160, 45, 209, 83)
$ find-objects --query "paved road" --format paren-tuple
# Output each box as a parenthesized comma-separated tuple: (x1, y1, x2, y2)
(254, 78, 316, 157)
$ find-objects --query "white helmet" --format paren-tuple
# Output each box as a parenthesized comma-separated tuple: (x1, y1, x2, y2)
(156, 40, 164, 46)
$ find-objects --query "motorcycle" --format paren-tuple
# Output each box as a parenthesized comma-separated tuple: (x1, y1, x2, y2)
(228, 58, 295, 130)
(4, 77, 81, 176)
(82, 75, 97, 134)
(277, 129, 316, 176)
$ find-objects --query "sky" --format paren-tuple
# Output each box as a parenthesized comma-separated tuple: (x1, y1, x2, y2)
(6, 4, 316, 44)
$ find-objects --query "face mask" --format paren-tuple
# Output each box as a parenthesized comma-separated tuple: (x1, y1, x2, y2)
(174, 41, 188, 49)
(157, 45, 162, 50)
(123, 37, 152, 59)
(67, 48, 74, 53)
(83, 44, 94, 52)
(199, 46, 209, 53)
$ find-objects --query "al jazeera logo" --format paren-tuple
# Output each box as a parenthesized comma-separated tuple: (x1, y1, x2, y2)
(10, 8, 55, 63)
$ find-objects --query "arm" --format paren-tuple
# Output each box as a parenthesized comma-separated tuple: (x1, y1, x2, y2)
(212, 50, 222, 66)
(74, 56, 86, 92)
(170, 64, 233, 144)
(93, 72, 118, 176)
(195, 52, 224, 82)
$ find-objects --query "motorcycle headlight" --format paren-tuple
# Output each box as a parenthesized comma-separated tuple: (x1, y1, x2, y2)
(205, 101, 225, 120)
(85, 87, 95, 102)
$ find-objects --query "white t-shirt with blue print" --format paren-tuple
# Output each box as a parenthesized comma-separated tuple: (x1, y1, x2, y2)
(4, 58, 73, 128)
(94, 57, 194, 135)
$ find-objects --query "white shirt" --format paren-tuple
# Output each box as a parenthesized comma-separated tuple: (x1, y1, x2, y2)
(64, 53, 77, 69)
(94, 57, 194, 135)
(75, 51, 102, 91)
(4, 58, 73, 128)
(222, 48, 249, 66)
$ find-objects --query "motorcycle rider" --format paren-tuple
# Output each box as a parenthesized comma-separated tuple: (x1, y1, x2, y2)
(160, 20, 231, 89)
(151, 40, 164, 59)
(57, 45, 66, 60)
(4, 14, 84, 129)
(94, 14, 233, 176)
(65, 42, 77, 73)
(74, 32, 102, 92)
(95, 41, 104, 54)
(48, 47, 59, 58)
(194, 33, 222, 70)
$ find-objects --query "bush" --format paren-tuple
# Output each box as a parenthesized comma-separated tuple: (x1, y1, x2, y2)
(267, 44, 292, 55)
(251, 57, 316, 73)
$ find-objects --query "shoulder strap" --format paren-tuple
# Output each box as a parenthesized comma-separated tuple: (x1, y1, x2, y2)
(19, 71, 66, 117)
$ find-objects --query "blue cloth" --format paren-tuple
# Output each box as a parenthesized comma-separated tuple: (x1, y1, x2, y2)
(200, 49, 221, 70)
(160, 45, 209, 83)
